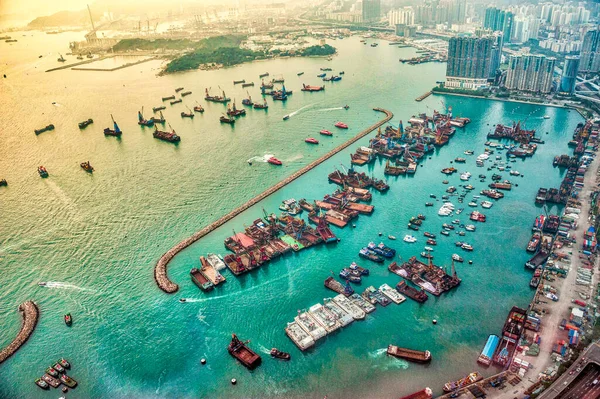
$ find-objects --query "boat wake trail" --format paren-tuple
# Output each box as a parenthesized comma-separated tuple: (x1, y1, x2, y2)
(45, 180, 75, 207)
(287, 102, 318, 118)
(368, 348, 409, 370)
(155, 369, 167, 395)
(317, 107, 344, 112)
(368, 348, 388, 358)
(257, 344, 272, 354)
(196, 309, 210, 326)
(180, 298, 204, 303)
(246, 154, 275, 163)
(40, 281, 94, 292)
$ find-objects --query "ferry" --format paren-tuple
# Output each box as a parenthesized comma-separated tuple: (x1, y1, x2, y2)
(332, 294, 366, 320)
(443, 372, 482, 392)
(268, 157, 282, 166)
(228, 334, 262, 369)
(104, 115, 122, 136)
(399, 388, 433, 399)
(305, 138, 319, 144)
(387, 345, 431, 363)
(38, 166, 49, 178)
(379, 283, 406, 304)
(78, 118, 93, 129)
(395, 280, 428, 303)
(80, 161, 94, 173)
(335, 122, 348, 129)
(320, 129, 333, 136)
(285, 321, 315, 351)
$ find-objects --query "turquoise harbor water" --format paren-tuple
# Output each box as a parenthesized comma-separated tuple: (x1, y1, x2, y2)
(0, 31, 583, 398)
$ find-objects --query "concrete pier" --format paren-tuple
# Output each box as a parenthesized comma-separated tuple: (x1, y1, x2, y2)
(153, 108, 394, 293)
(0, 301, 39, 364)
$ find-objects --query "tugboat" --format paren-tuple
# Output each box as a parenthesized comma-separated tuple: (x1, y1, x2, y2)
(64, 313, 72, 326)
(228, 333, 262, 369)
(137, 108, 154, 127)
(193, 102, 205, 113)
(220, 115, 235, 124)
(320, 130, 333, 136)
(270, 348, 291, 360)
(103, 115, 122, 136)
(253, 99, 268, 109)
(335, 122, 348, 129)
(267, 157, 282, 166)
(35, 378, 49, 390)
(78, 119, 93, 129)
(80, 161, 94, 173)
(0, 179, 7, 187)
(38, 166, 49, 178)
(305, 138, 319, 144)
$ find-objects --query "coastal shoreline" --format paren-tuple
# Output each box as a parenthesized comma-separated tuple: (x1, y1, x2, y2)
(0, 301, 39, 364)
(153, 108, 394, 293)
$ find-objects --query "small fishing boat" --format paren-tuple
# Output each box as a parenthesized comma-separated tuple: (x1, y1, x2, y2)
(53, 363, 65, 373)
(64, 313, 72, 326)
(343, 105, 349, 110)
(452, 254, 463, 262)
(404, 235, 417, 243)
(305, 138, 319, 144)
(59, 374, 77, 388)
(193, 102, 205, 113)
(78, 118, 93, 129)
(268, 157, 282, 166)
(80, 161, 94, 173)
(426, 239, 437, 245)
(253, 100, 268, 109)
(283, 115, 290, 121)
(181, 109, 194, 118)
(320, 129, 333, 136)
(46, 367, 59, 377)
(270, 348, 291, 360)
(388, 235, 396, 240)
(335, 122, 348, 129)
(0, 179, 6, 187)
(38, 166, 49, 178)
(58, 358, 70, 369)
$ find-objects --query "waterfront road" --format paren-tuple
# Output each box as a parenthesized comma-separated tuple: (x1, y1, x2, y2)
(538, 343, 600, 399)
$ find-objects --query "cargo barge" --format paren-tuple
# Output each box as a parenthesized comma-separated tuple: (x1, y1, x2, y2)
(387, 345, 431, 363)
(491, 306, 527, 367)
(228, 334, 261, 369)
(477, 334, 499, 366)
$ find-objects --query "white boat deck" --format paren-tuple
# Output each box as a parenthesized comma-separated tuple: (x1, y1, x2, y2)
(323, 299, 354, 327)
(333, 294, 366, 319)
(379, 284, 406, 304)
(285, 321, 315, 351)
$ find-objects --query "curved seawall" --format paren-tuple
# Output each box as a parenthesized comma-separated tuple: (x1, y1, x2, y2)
(0, 301, 39, 364)
(154, 108, 394, 293)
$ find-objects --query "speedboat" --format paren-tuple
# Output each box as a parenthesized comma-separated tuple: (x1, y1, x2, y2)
(305, 138, 319, 144)
(424, 246, 434, 251)
(461, 243, 474, 251)
(464, 150, 474, 155)
(268, 157, 282, 166)
(38, 282, 47, 287)
(403, 235, 417, 243)
(179, 298, 187, 303)
(334, 122, 348, 129)
(343, 105, 349, 110)
(320, 129, 333, 136)
(465, 224, 476, 232)
(283, 115, 290, 120)
(388, 235, 396, 240)
(440, 230, 450, 236)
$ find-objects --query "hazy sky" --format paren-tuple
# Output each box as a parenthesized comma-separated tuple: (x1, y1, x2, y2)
(0, 0, 95, 16)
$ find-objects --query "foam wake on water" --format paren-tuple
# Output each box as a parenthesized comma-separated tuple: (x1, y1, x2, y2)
(196, 309, 209, 326)
(257, 344, 272, 354)
(40, 281, 94, 292)
(368, 348, 409, 371)
(246, 153, 275, 163)
(287, 102, 318, 118)
(179, 298, 204, 303)
(317, 107, 344, 112)
(368, 348, 388, 358)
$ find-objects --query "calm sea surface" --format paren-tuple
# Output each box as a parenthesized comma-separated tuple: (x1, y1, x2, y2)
(0, 31, 582, 398)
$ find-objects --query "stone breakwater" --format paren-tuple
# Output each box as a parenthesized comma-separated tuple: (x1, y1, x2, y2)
(153, 108, 394, 293)
(0, 301, 39, 364)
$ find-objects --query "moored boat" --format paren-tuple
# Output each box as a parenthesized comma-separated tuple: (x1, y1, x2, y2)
(335, 122, 348, 129)
(59, 374, 77, 388)
(477, 334, 500, 366)
(41, 374, 60, 388)
(34, 124, 55, 135)
(190, 267, 214, 291)
(379, 283, 406, 304)
(285, 321, 315, 351)
(228, 333, 262, 369)
(305, 138, 319, 144)
(220, 115, 235, 124)
(320, 129, 333, 136)
(78, 119, 93, 129)
(399, 388, 433, 399)
(395, 280, 428, 303)
(35, 378, 49, 390)
(104, 115, 122, 136)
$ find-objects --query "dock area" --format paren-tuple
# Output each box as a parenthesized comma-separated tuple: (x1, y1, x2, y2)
(153, 108, 393, 293)
(0, 301, 39, 364)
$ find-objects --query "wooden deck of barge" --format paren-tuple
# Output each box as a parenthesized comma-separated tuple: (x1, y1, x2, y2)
(153, 108, 393, 293)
